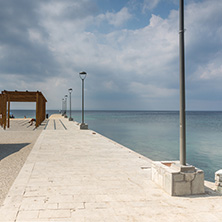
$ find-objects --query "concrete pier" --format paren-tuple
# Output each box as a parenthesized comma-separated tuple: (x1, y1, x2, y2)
(0, 114, 222, 221)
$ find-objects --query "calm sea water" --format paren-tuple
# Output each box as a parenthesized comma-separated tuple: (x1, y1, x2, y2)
(10, 110, 222, 182)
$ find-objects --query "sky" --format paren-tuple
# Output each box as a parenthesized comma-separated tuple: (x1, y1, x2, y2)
(0, 0, 222, 111)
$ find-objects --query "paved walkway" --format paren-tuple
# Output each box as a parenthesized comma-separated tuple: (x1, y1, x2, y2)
(0, 114, 222, 221)
(0, 119, 46, 131)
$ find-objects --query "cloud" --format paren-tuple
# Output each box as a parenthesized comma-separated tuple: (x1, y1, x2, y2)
(185, 0, 222, 74)
(105, 7, 132, 27)
(96, 7, 132, 27)
(142, 0, 160, 13)
(200, 63, 222, 81)
(0, 0, 60, 81)
(130, 82, 178, 98)
(0, 0, 222, 110)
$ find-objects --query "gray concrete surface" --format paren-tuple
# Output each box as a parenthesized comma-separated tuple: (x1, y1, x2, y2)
(0, 114, 222, 221)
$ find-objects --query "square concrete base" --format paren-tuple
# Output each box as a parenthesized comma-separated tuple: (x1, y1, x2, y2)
(152, 161, 205, 196)
(80, 123, 88, 130)
(215, 169, 222, 194)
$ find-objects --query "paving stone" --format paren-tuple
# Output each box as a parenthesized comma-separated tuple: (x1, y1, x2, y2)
(38, 209, 71, 219)
(16, 210, 40, 220)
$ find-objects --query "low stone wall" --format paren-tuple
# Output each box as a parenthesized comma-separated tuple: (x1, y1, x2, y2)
(152, 161, 205, 196)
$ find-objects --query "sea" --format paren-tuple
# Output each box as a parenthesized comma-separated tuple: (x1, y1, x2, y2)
(9, 110, 222, 182)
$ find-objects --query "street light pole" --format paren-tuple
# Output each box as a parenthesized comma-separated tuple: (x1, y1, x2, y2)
(62, 98, 65, 116)
(82, 78, 84, 124)
(179, 0, 186, 166)
(68, 88, 73, 121)
(79, 71, 88, 129)
(61, 99, 63, 115)
(64, 95, 68, 118)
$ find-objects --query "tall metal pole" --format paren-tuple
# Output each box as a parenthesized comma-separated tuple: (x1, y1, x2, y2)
(82, 79, 84, 124)
(70, 92, 72, 119)
(65, 97, 67, 115)
(179, 0, 186, 166)
(64, 95, 68, 117)
(79, 71, 88, 129)
(68, 88, 73, 121)
(62, 99, 64, 116)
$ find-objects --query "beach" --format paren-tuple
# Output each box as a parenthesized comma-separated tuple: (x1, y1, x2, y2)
(0, 119, 45, 206)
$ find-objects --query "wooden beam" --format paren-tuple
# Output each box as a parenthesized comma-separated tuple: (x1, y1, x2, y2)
(7, 97, 10, 128)
(36, 92, 39, 127)
(1, 90, 47, 128)
(1, 91, 47, 102)
(2, 94, 7, 129)
(0, 94, 3, 127)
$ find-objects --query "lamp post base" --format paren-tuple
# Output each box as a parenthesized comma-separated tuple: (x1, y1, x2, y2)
(151, 161, 205, 196)
(69, 117, 73, 121)
(80, 123, 88, 130)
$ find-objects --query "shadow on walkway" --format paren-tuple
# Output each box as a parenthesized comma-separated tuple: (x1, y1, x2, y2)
(0, 143, 30, 160)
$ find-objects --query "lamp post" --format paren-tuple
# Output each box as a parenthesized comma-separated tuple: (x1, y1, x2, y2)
(179, 0, 186, 166)
(64, 95, 68, 118)
(68, 88, 73, 121)
(62, 98, 65, 116)
(79, 71, 88, 129)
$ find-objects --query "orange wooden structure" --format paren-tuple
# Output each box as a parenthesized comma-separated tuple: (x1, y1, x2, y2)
(0, 90, 47, 129)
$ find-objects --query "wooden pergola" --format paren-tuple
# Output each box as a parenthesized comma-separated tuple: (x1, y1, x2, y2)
(0, 90, 47, 129)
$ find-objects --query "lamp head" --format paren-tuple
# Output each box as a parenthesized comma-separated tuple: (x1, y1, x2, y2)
(68, 88, 73, 93)
(79, 71, 87, 80)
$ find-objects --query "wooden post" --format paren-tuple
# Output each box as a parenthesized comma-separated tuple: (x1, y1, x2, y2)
(7, 96, 10, 128)
(36, 92, 39, 127)
(3, 94, 7, 129)
(0, 94, 2, 127)
(41, 96, 44, 123)
(43, 99, 46, 121)
(42, 97, 45, 123)
(39, 95, 43, 124)
(38, 93, 46, 126)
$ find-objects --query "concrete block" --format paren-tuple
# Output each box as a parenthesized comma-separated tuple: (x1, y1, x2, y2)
(215, 175, 221, 182)
(191, 171, 205, 194)
(216, 186, 222, 193)
(215, 170, 222, 182)
(152, 161, 205, 196)
(163, 172, 172, 194)
(174, 173, 184, 182)
(215, 181, 222, 187)
(174, 181, 191, 196)
(215, 169, 222, 175)
(185, 173, 195, 182)
(80, 123, 88, 130)
(215, 169, 222, 194)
